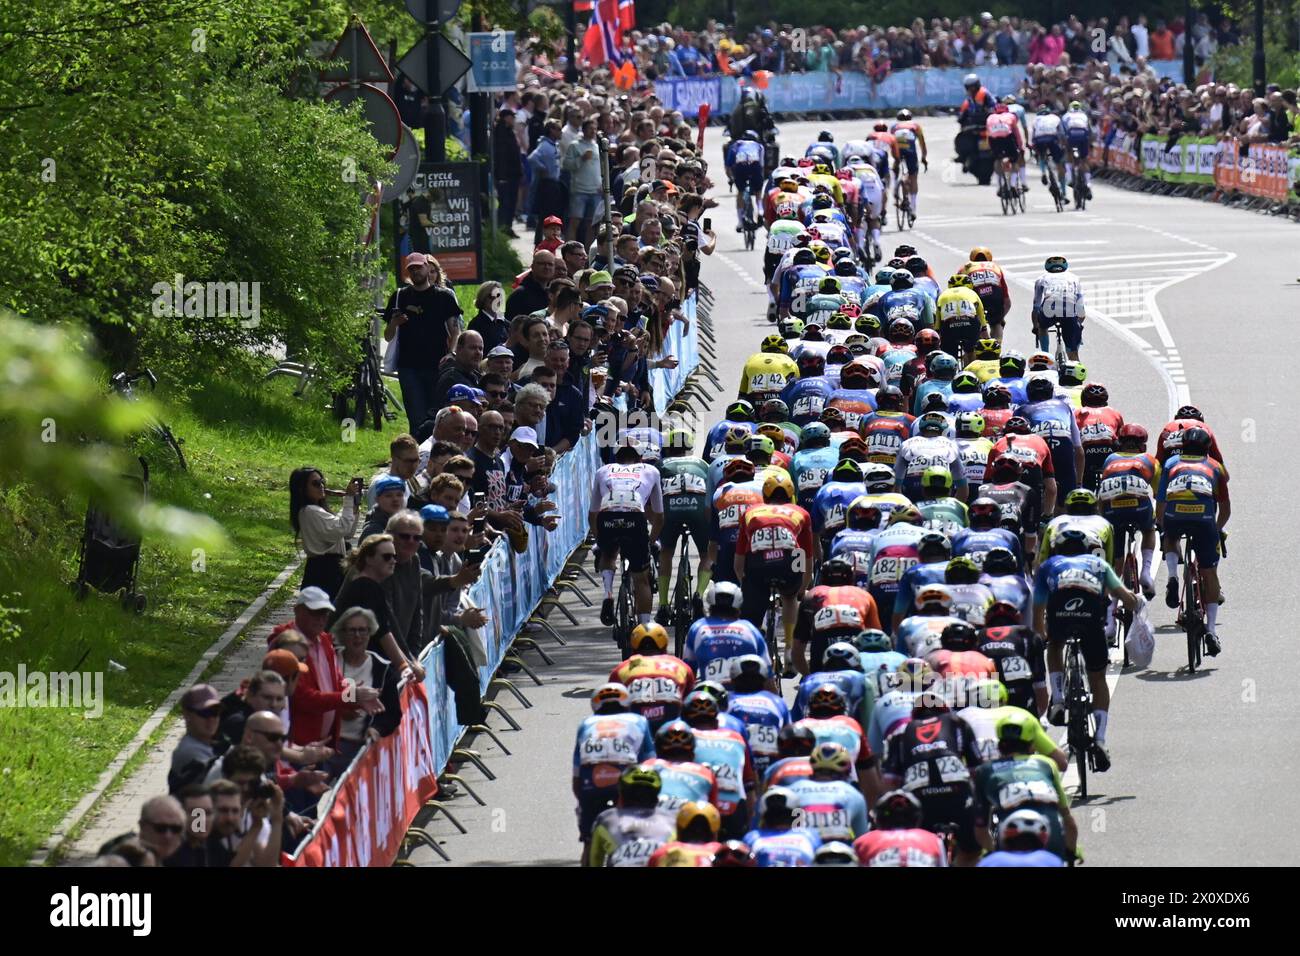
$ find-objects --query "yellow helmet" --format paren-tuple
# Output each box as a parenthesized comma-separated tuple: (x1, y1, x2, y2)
(761, 471, 796, 503)
(676, 800, 722, 838)
(969, 246, 993, 262)
(809, 240, 831, 264)
(757, 423, 787, 446)
(947, 273, 974, 288)
(810, 740, 853, 776)
(630, 622, 669, 653)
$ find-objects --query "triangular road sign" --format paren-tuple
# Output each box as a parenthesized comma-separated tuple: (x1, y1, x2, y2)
(321, 19, 395, 84)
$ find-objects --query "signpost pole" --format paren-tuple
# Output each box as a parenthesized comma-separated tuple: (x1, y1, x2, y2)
(425, 0, 447, 162)
(565, 2, 579, 83)
(471, 9, 493, 233)
(598, 135, 614, 268)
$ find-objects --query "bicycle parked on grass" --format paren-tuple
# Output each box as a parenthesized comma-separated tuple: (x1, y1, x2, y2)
(110, 369, 188, 471)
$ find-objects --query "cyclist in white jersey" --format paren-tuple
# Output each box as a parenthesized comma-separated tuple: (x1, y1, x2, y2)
(1029, 105, 1067, 194)
(593, 437, 665, 627)
(846, 160, 885, 262)
(1061, 102, 1094, 201)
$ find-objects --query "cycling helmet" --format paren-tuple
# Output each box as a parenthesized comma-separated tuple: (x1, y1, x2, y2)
(810, 741, 852, 777)
(820, 407, 847, 430)
(920, 465, 953, 495)
(1028, 350, 1054, 371)
(705, 580, 743, 613)
(774, 200, 798, 220)
(968, 497, 1000, 528)
(1043, 255, 1069, 273)
(912, 689, 951, 715)
(834, 258, 858, 277)
(963, 73, 981, 89)
(890, 269, 915, 290)
(832, 457, 865, 483)
(982, 382, 1011, 406)
(1060, 361, 1087, 386)
(1036, 104, 1051, 114)
(1117, 423, 1148, 448)
(726, 399, 755, 422)
(747, 434, 776, 460)
(824, 641, 862, 671)
(818, 130, 835, 142)
(887, 317, 915, 342)
(619, 765, 662, 794)
(760, 786, 799, 824)
(676, 801, 721, 838)
(969, 246, 993, 262)
(826, 311, 854, 332)
(1068, 100, 1083, 111)
(945, 555, 981, 584)
(893, 657, 936, 692)
(777, 722, 817, 757)
(917, 531, 952, 561)
(794, 320, 817, 340)
(1051, 527, 1092, 555)
(920, 391, 948, 414)
(1064, 488, 1097, 514)
(630, 622, 669, 653)
(1026, 376, 1055, 402)
(940, 620, 980, 652)
(888, 504, 923, 526)
(955, 411, 985, 438)
(855, 314, 882, 336)
(695, 680, 729, 713)
(905, 256, 929, 277)
(762, 398, 791, 422)
(846, 341, 870, 358)
(762, 471, 796, 503)
(999, 350, 1026, 375)
(915, 328, 942, 354)
(836, 435, 870, 462)
(813, 841, 859, 867)
(1175, 404, 1204, 422)
(996, 709, 1041, 744)
(757, 424, 787, 449)
(655, 719, 696, 758)
(873, 789, 924, 830)
(762, 333, 790, 354)
(826, 344, 852, 366)
(1081, 382, 1109, 407)
(853, 628, 892, 653)
(590, 682, 629, 712)
(722, 457, 756, 482)
(887, 257, 908, 269)
(807, 682, 849, 717)
(1180, 426, 1212, 454)
(875, 385, 905, 412)
(681, 689, 719, 725)
(800, 422, 831, 448)
(833, 246, 855, 262)
(1002, 94, 1018, 105)
(820, 556, 857, 587)
(998, 809, 1051, 850)
(971, 679, 1008, 709)
(896, 109, 913, 121)
(894, 245, 918, 258)
(952, 372, 981, 396)
(1002, 415, 1031, 435)
(863, 463, 895, 493)
(840, 362, 877, 387)
(797, 352, 827, 378)
(987, 456, 1022, 482)
(874, 266, 896, 285)
(914, 583, 953, 612)
(663, 427, 695, 454)
(928, 351, 959, 378)
(873, 121, 889, 132)
(917, 411, 949, 435)
(983, 598, 1022, 625)
(711, 840, 758, 867)
(811, 241, 832, 264)
(729, 653, 771, 682)
(812, 193, 835, 210)
(723, 426, 751, 453)
(975, 337, 1001, 358)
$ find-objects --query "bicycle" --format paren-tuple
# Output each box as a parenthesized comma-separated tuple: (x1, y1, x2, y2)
(1038, 149, 1066, 213)
(762, 581, 786, 692)
(1061, 632, 1095, 799)
(1174, 533, 1207, 673)
(109, 370, 188, 471)
(1071, 148, 1088, 211)
(893, 177, 915, 231)
(740, 184, 758, 252)
(996, 158, 1017, 217)
(614, 555, 637, 659)
(669, 529, 695, 659)
(1111, 526, 1140, 668)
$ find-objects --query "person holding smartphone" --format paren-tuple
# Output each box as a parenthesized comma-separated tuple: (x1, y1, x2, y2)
(289, 467, 362, 600)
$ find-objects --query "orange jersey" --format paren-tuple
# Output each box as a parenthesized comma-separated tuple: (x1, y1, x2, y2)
(1075, 406, 1125, 450)
(735, 503, 815, 563)
(610, 655, 695, 725)
(1157, 420, 1225, 469)
(869, 131, 899, 159)
(802, 584, 882, 636)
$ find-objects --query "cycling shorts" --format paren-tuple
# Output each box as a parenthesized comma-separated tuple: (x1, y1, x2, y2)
(990, 136, 1020, 163)
(918, 787, 981, 854)
(1046, 609, 1108, 672)
(1034, 139, 1064, 164)
(734, 162, 764, 198)
(740, 557, 802, 627)
(576, 785, 616, 840)
(1037, 311, 1083, 352)
(899, 149, 919, 176)
(1066, 130, 1091, 155)
(720, 803, 751, 841)
(596, 511, 652, 573)
(1101, 500, 1155, 534)
(764, 250, 782, 284)
(1162, 516, 1221, 570)
(660, 506, 710, 560)
(940, 323, 981, 360)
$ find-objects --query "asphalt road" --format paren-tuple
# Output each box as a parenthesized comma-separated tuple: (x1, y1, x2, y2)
(410, 115, 1300, 867)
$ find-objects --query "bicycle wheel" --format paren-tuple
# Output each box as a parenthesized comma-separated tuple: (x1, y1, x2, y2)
(1054, 328, 1068, 369)
(764, 588, 782, 677)
(1016, 177, 1027, 213)
(616, 568, 634, 660)
(998, 169, 1012, 216)
(1184, 545, 1202, 672)
(156, 424, 188, 471)
(672, 538, 692, 659)
(1067, 648, 1089, 799)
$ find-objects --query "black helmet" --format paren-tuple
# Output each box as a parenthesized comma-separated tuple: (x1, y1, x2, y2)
(1002, 416, 1032, 435)
(905, 256, 928, 276)
(819, 130, 835, 142)
(1176, 404, 1204, 422)
(777, 722, 817, 757)
(873, 789, 924, 830)
(834, 258, 858, 276)
(941, 621, 980, 652)
(1180, 426, 1211, 454)
(969, 497, 1000, 529)
(875, 385, 905, 412)
(982, 546, 1019, 575)
(762, 398, 790, 422)
(917, 531, 952, 561)
(1081, 382, 1109, 407)
(793, 248, 816, 265)
(1026, 376, 1055, 402)
(890, 269, 915, 290)
(797, 352, 827, 377)
(1052, 527, 1091, 555)
(726, 398, 755, 422)
(820, 557, 856, 587)
(812, 193, 835, 210)
(655, 719, 696, 759)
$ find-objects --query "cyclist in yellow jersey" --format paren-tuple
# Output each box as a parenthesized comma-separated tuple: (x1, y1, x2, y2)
(935, 274, 987, 364)
(808, 164, 845, 207)
(963, 338, 1003, 383)
(740, 334, 800, 402)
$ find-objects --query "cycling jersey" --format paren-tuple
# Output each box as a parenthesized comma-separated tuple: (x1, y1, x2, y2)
(766, 218, 806, 254)
(894, 435, 965, 500)
(935, 286, 985, 332)
(981, 572, 1033, 621)
(804, 291, 847, 327)
(1062, 108, 1091, 148)
(660, 457, 710, 520)
(917, 495, 969, 535)
(961, 261, 1012, 323)
(682, 616, 770, 685)
(895, 612, 967, 657)
(860, 410, 916, 467)
(972, 752, 1071, 861)
(704, 419, 754, 463)
(735, 503, 815, 571)
(729, 690, 791, 777)
(789, 444, 838, 507)
(826, 528, 878, 588)
(740, 353, 800, 399)
(811, 479, 867, 542)
(691, 726, 756, 817)
(1032, 270, 1085, 332)
(926, 647, 998, 705)
(866, 524, 926, 629)
(1098, 451, 1159, 532)
(912, 377, 955, 417)
(787, 777, 870, 842)
(593, 462, 663, 514)
(710, 478, 764, 584)
(780, 264, 829, 315)
(647, 840, 722, 867)
(1016, 395, 1082, 493)
(893, 560, 949, 621)
(854, 828, 947, 866)
(989, 433, 1054, 497)
(608, 654, 696, 729)
(639, 756, 719, 814)
(947, 392, 985, 417)
(978, 849, 1066, 867)
(1075, 406, 1125, 488)
(986, 111, 1022, 143)
(827, 386, 879, 432)
(573, 712, 655, 792)
(1040, 513, 1114, 566)
(793, 714, 874, 782)
(1157, 453, 1229, 568)
(763, 755, 814, 791)
(884, 712, 983, 853)
(952, 526, 1021, 571)
(729, 138, 765, 166)
(1031, 112, 1063, 142)
(878, 288, 935, 331)
(866, 687, 921, 755)
(783, 378, 835, 431)
(977, 477, 1037, 534)
(941, 581, 997, 626)
(1157, 419, 1224, 465)
(955, 435, 994, 490)
(958, 703, 1055, 763)
(743, 827, 821, 866)
(587, 805, 678, 867)
(794, 585, 882, 671)
(792, 668, 871, 725)
(1034, 554, 1121, 670)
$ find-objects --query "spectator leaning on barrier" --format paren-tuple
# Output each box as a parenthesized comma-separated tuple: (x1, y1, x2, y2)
(431, 329, 486, 412)
(332, 533, 426, 682)
(384, 509, 428, 659)
(329, 607, 403, 769)
(169, 683, 223, 793)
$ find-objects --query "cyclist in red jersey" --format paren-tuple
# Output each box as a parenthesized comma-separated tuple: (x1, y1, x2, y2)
(1074, 382, 1125, 491)
(962, 248, 1013, 342)
(989, 416, 1059, 517)
(1156, 404, 1226, 467)
(979, 383, 1015, 436)
(854, 789, 948, 866)
(608, 622, 695, 730)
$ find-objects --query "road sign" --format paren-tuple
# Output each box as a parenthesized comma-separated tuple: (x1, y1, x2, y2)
(320, 20, 395, 84)
(397, 34, 472, 98)
(325, 84, 403, 153)
(381, 125, 422, 203)
(405, 0, 462, 24)
(467, 32, 518, 92)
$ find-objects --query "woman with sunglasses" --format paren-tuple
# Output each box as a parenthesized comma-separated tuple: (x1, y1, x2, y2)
(330, 534, 425, 682)
(289, 467, 362, 600)
(328, 606, 403, 771)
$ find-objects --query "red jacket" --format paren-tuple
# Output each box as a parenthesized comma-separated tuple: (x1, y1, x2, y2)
(271, 623, 354, 749)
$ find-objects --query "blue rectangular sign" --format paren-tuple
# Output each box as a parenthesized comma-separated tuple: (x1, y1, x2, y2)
(467, 31, 517, 92)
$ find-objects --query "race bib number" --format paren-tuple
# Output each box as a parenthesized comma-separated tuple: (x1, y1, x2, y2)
(871, 555, 917, 585)
(628, 676, 681, 704)
(999, 655, 1032, 682)
(768, 231, 798, 253)
(902, 762, 931, 791)
(663, 472, 707, 496)
(703, 657, 732, 682)
(707, 760, 740, 793)
(886, 303, 920, 323)
(1080, 422, 1116, 445)
(997, 779, 1057, 810)
(608, 838, 661, 867)
(749, 371, 789, 394)
(1031, 417, 1070, 439)
(798, 808, 852, 837)
(797, 467, 829, 492)
(1168, 472, 1214, 497)
(748, 723, 779, 756)
(841, 410, 866, 431)
(718, 502, 743, 529)
(814, 604, 864, 632)
(793, 395, 826, 420)
(1057, 566, 1104, 595)
(751, 525, 797, 551)
(581, 734, 635, 765)
(936, 755, 969, 784)
(602, 487, 644, 511)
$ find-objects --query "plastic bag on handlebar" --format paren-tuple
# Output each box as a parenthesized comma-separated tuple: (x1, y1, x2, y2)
(1124, 598, 1154, 669)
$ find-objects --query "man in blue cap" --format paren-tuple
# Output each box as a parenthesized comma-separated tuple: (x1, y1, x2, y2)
(361, 475, 409, 538)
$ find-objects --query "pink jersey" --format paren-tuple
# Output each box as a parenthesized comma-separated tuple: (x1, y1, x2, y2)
(986, 112, 1021, 143)
(854, 828, 948, 867)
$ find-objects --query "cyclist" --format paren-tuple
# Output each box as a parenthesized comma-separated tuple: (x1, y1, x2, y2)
(972, 710, 1079, 864)
(704, 398, 756, 462)
(977, 809, 1067, 868)
(682, 582, 771, 686)
(916, 466, 970, 535)
(1156, 425, 1229, 654)
(881, 691, 988, 866)
(740, 334, 800, 402)
(1017, 374, 1085, 498)
(826, 364, 880, 433)
(981, 549, 1033, 620)
(852, 628, 908, 719)
(791, 682, 883, 803)
(725, 128, 767, 232)
(891, 531, 953, 630)
(608, 623, 695, 732)
(572, 683, 654, 860)
(788, 742, 871, 843)
(764, 723, 817, 791)
(693, 680, 752, 739)
(1040, 488, 1115, 568)
(734, 472, 815, 673)
(961, 249, 1012, 343)
(792, 560, 882, 675)
(592, 437, 665, 628)
(1035, 528, 1141, 771)
(811, 459, 867, 554)
(792, 640, 873, 725)
(1075, 382, 1125, 491)
(707, 456, 763, 586)
(646, 802, 723, 867)
(976, 601, 1050, 716)
(961, 340, 1001, 388)
(895, 583, 969, 657)
(947, 372, 985, 416)
(655, 428, 712, 624)
(640, 719, 719, 814)
(783, 358, 835, 430)
(993, 349, 1029, 404)
(777, 247, 826, 321)
(986, 103, 1026, 195)
(878, 269, 936, 334)
(911, 351, 959, 417)
(706, 425, 755, 498)
(1098, 423, 1160, 598)
(978, 383, 1015, 439)
(952, 497, 1022, 572)
(1032, 255, 1086, 361)
(989, 416, 1057, 523)
(942, 555, 997, 626)
(956, 672, 1064, 769)
(789, 422, 838, 508)
(744, 787, 821, 866)
(808, 163, 845, 207)
(586, 766, 677, 867)
(895, 412, 967, 501)
(1157, 404, 1226, 465)
(935, 276, 986, 367)
(727, 655, 790, 777)
(953, 413, 994, 502)
(866, 123, 898, 199)
(1062, 100, 1094, 201)
(925, 621, 997, 707)
(1058, 361, 1087, 408)
(847, 157, 886, 261)
(890, 109, 929, 217)
(859, 386, 916, 470)
(1030, 103, 1067, 197)
(854, 790, 947, 866)
(681, 690, 757, 839)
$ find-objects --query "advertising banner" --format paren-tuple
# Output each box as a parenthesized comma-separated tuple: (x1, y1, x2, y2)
(406, 162, 483, 283)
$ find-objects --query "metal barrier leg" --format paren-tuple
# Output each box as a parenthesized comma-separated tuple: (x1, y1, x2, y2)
(483, 699, 522, 730)
(538, 596, 579, 626)
(566, 564, 600, 588)
(489, 676, 533, 709)
(403, 827, 451, 862)
(451, 747, 497, 781)
(513, 636, 556, 665)
(468, 722, 513, 756)
(424, 800, 468, 834)
(526, 614, 568, 646)
(502, 654, 543, 687)
(551, 580, 592, 607)
(439, 772, 486, 806)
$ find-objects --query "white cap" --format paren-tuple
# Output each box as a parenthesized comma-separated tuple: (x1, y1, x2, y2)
(294, 586, 335, 611)
(510, 426, 540, 447)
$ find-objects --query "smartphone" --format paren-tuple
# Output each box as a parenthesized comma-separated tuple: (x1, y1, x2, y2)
(703, 217, 712, 232)
(472, 492, 486, 511)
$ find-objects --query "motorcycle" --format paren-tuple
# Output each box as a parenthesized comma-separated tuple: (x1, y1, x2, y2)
(954, 123, 994, 186)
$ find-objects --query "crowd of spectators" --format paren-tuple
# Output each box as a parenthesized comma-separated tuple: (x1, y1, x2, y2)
(97, 68, 720, 868)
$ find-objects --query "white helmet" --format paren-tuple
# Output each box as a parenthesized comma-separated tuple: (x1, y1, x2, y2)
(705, 581, 743, 612)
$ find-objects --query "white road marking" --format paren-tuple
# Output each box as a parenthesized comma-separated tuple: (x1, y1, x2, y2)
(1017, 237, 1109, 245)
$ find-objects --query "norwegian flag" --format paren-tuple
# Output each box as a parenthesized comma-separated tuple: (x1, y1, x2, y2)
(574, 0, 592, 9)
(618, 0, 635, 33)
(580, 0, 623, 66)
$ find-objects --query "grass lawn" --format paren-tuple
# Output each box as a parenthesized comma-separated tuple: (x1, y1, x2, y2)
(0, 373, 398, 866)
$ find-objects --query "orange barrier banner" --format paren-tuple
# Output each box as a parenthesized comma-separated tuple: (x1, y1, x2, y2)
(285, 680, 439, 867)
